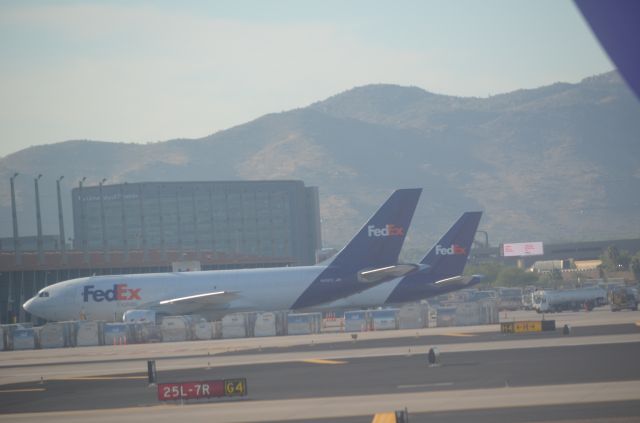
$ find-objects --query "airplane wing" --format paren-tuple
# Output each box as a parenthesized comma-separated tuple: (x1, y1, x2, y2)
(159, 290, 240, 306)
(148, 290, 241, 315)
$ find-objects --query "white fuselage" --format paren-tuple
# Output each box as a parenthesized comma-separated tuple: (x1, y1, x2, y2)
(25, 266, 325, 321)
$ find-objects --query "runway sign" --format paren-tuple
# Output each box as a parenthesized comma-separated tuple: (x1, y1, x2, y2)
(501, 320, 555, 334)
(157, 378, 247, 401)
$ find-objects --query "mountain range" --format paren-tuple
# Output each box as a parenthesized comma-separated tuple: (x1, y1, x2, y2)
(1, 71, 639, 260)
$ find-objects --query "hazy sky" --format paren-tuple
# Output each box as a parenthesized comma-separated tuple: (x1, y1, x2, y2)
(0, 0, 613, 158)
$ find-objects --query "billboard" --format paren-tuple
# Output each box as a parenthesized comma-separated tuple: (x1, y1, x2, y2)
(501, 242, 544, 257)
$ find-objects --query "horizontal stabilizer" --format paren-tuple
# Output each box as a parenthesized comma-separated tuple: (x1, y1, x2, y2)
(159, 290, 240, 306)
(357, 263, 423, 283)
(434, 274, 484, 287)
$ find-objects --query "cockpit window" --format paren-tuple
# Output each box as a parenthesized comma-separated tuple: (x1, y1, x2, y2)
(38, 291, 50, 298)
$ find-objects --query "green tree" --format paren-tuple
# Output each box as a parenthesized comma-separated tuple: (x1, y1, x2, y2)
(601, 245, 632, 271)
(495, 266, 539, 287)
(631, 254, 640, 282)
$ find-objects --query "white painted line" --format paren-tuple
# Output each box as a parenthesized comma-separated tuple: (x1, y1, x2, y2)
(397, 382, 454, 389)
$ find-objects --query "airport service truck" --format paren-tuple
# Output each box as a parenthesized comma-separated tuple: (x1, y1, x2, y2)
(608, 286, 639, 312)
(532, 286, 607, 313)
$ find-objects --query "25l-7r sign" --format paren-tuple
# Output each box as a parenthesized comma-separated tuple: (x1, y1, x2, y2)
(157, 378, 247, 401)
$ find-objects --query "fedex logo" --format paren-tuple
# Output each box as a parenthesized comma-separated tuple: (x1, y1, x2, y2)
(82, 284, 141, 302)
(435, 244, 466, 255)
(367, 224, 405, 237)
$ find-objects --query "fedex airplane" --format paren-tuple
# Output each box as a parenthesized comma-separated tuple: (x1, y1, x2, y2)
(313, 211, 483, 310)
(23, 189, 422, 322)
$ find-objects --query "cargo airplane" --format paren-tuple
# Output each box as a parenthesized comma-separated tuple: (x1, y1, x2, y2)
(24, 189, 422, 322)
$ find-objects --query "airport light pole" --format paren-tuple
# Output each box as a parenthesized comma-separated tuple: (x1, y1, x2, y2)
(99, 178, 109, 263)
(79, 176, 88, 263)
(119, 183, 128, 261)
(34, 174, 44, 264)
(10, 172, 21, 265)
(56, 176, 66, 264)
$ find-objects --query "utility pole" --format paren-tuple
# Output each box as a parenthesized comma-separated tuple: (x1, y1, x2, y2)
(56, 176, 66, 264)
(10, 173, 21, 265)
(34, 174, 44, 264)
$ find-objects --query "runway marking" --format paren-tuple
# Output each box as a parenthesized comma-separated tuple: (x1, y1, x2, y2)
(300, 359, 347, 365)
(442, 332, 475, 337)
(0, 388, 46, 393)
(397, 382, 454, 389)
(52, 376, 147, 381)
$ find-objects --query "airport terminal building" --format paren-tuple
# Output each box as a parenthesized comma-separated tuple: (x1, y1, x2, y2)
(71, 180, 321, 266)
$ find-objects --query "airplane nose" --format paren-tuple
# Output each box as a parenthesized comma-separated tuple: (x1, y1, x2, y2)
(23, 297, 35, 314)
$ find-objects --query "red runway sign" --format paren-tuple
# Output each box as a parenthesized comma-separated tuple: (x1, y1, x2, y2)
(157, 378, 247, 401)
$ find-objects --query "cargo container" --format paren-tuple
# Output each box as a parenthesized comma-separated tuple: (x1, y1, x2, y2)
(222, 313, 249, 339)
(0, 326, 4, 350)
(76, 321, 103, 346)
(12, 327, 37, 350)
(254, 311, 286, 337)
(371, 309, 398, 330)
(455, 302, 482, 326)
(103, 323, 130, 345)
(286, 312, 322, 335)
(161, 316, 193, 342)
(131, 322, 162, 343)
(398, 303, 428, 329)
(39, 322, 74, 349)
(436, 307, 456, 327)
(193, 320, 213, 340)
(344, 310, 371, 332)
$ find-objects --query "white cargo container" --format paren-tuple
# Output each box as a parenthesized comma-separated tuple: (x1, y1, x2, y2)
(193, 320, 213, 340)
(39, 322, 67, 348)
(12, 328, 36, 350)
(344, 310, 370, 332)
(103, 323, 130, 345)
(286, 312, 322, 335)
(371, 309, 398, 331)
(398, 303, 428, 329)
(222, 313, 248, 339)
(161, 316, 193, 342)
(254, 312, 284, 337)
(76, 321, 103, 346)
